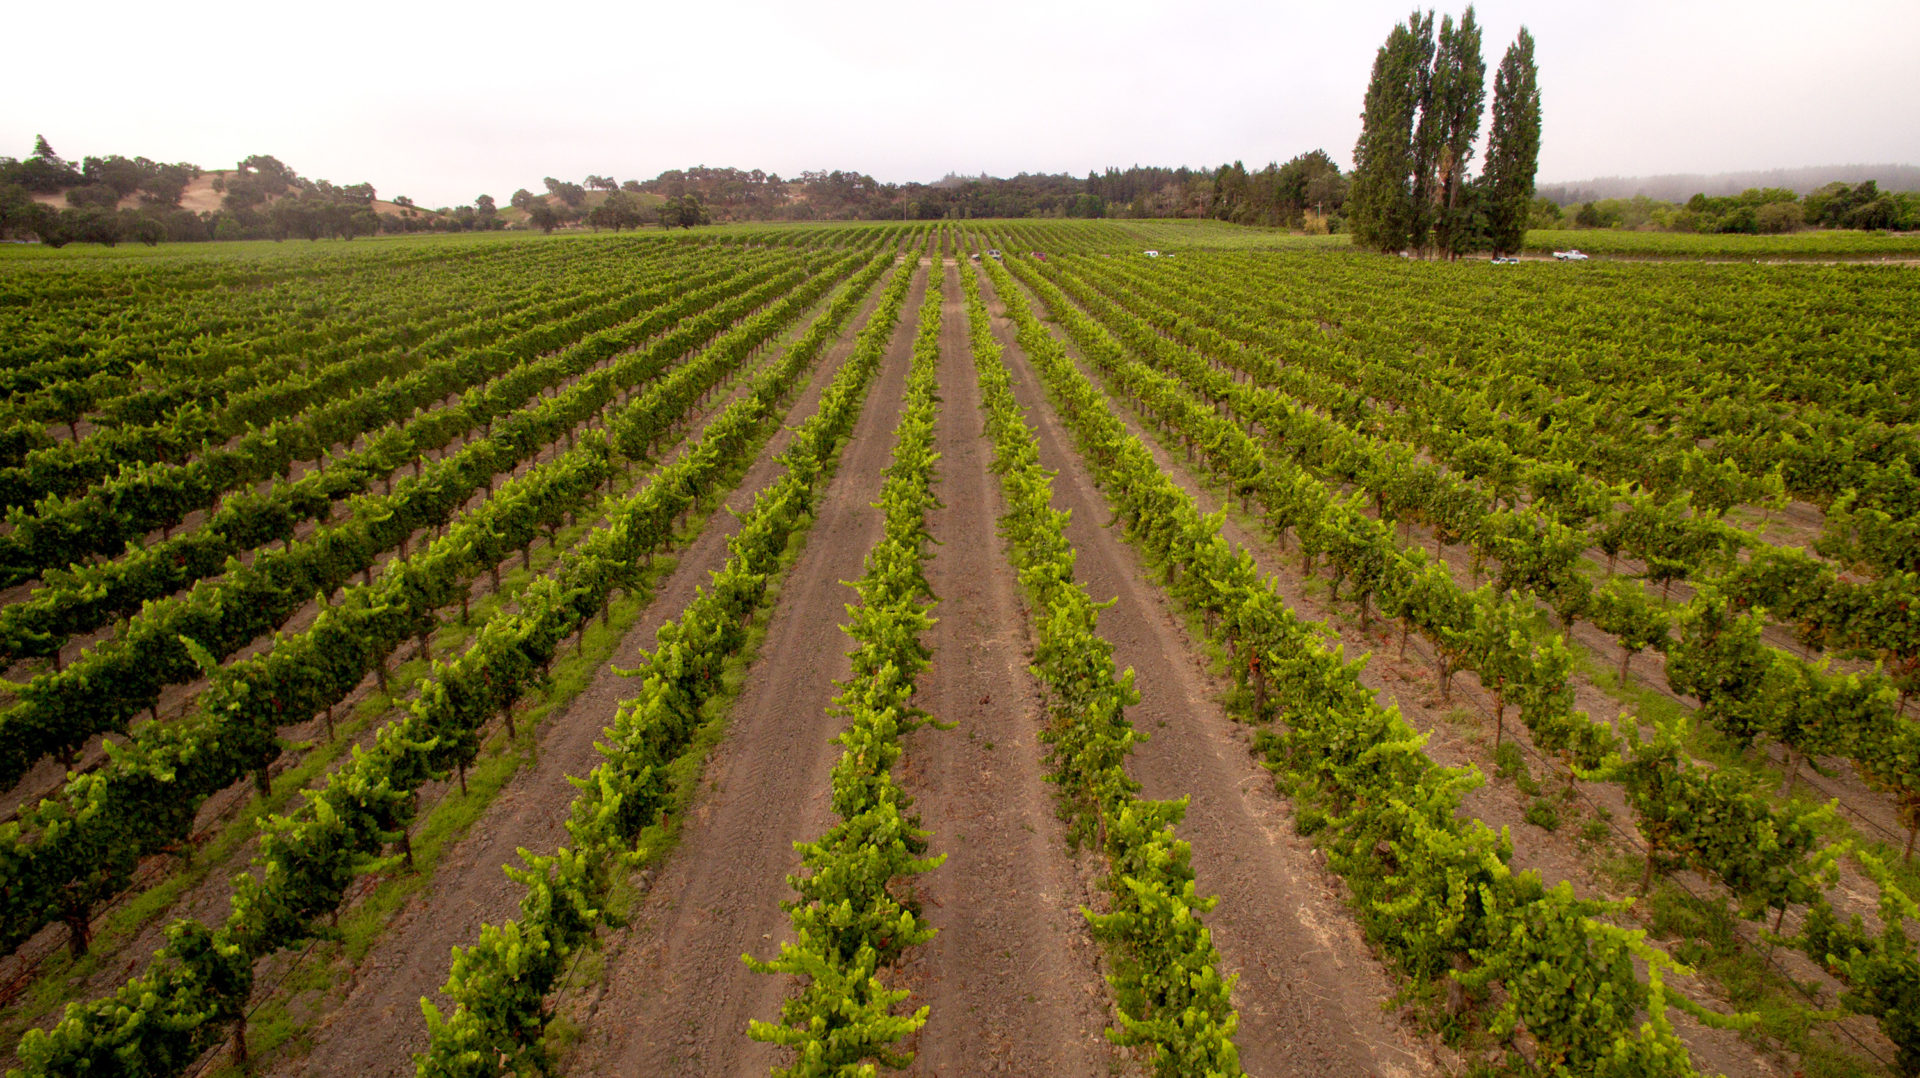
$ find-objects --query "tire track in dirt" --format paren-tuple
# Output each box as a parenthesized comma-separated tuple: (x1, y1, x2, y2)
(285, 269, 893, 1078)
(977, 266, 1437, 1078)
(565, 265, 926, 1078)
(894, 261, 1116, 1077)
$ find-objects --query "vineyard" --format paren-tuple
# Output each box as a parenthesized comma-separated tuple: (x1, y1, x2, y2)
(0, 220, 1915, 1078)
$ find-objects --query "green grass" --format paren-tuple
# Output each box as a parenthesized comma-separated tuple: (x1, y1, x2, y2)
(1644, 883, 1887, 1078)
(1521, 227, 1920, 260)
(1565, 635, 1920, 900)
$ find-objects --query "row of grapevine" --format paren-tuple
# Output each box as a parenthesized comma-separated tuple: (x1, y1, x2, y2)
(0, 248, 799, 588)
(1037, 250, 1920, 839)
(989, 245, 1920, 1071)
(411, 252, 920, 1077)
(0, 250, 874, 967)
(0, 254, 826, 791)
(978, 251, 1732, 1075)
(745, 272, 946, 1071)
(963, 260, 1243, 1076)
(12, 241, 914, 1078)
(0, 252, 786, 669)
(0, 241, 668, 511)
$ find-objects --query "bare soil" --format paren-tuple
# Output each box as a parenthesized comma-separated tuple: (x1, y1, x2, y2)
(562, 266, 927, 1077)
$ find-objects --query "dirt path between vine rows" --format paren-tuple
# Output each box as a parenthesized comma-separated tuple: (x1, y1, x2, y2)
(977, 266, 1439, 1078)
(285, 271, 895, 1078)
(893, 262, 1118, 1076)
(564, 265, 925, 1077)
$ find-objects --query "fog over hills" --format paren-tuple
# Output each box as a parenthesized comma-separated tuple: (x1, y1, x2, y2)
(1539, 164, 1920, 205)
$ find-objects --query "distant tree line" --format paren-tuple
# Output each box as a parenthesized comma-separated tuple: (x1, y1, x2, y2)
(617, 161, 1349, 228)
(2, 135, 1358, 247)
(0, 138, 508, 247)
(1346, 6, 1541, 257)
(1541, 179, 1919, 235)
(1539, 164, 1920, 206)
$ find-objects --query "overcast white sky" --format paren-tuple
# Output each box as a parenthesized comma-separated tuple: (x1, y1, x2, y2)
(6, 0, 1916, 208)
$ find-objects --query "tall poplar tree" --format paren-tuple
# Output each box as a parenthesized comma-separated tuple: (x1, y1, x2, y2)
(1483, 28, 1541, 256)
(1351, 8, 1489, 255)
(1348, 15, 1430, 253)
(1429, 10, 1486, 256)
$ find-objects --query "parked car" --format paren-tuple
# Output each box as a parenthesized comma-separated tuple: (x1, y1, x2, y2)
(1143, 249, 1161, 258)
(1552, 249, 1589, 261)
(988, 249, 1003, 261)
(1491, 256, 1520, 265)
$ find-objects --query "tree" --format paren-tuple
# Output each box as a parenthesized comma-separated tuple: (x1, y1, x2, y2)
(137, 161, 199, 207)
(117, 209, 165, 247)
(1754, 201, 1803, 234)
(236, 154, 295, 195)
(543, 177, 586, 208)
(65, 185, 121, 210)
(1426, 8, 1485, 257)
(657, 194, 709, 229)
(1482, 27, 1541, 256)
(81, 155, 144, 197)
(1348, 13, 1433, 252)
(509, 188, 536, 212)
(66, 206, 122, 246)
(0, 183, 32, 238)
(526, 203, 560, 233)
(584, 174, 615, 191)
(13, 136, 82, 192)
(587, 190, 644, 231)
